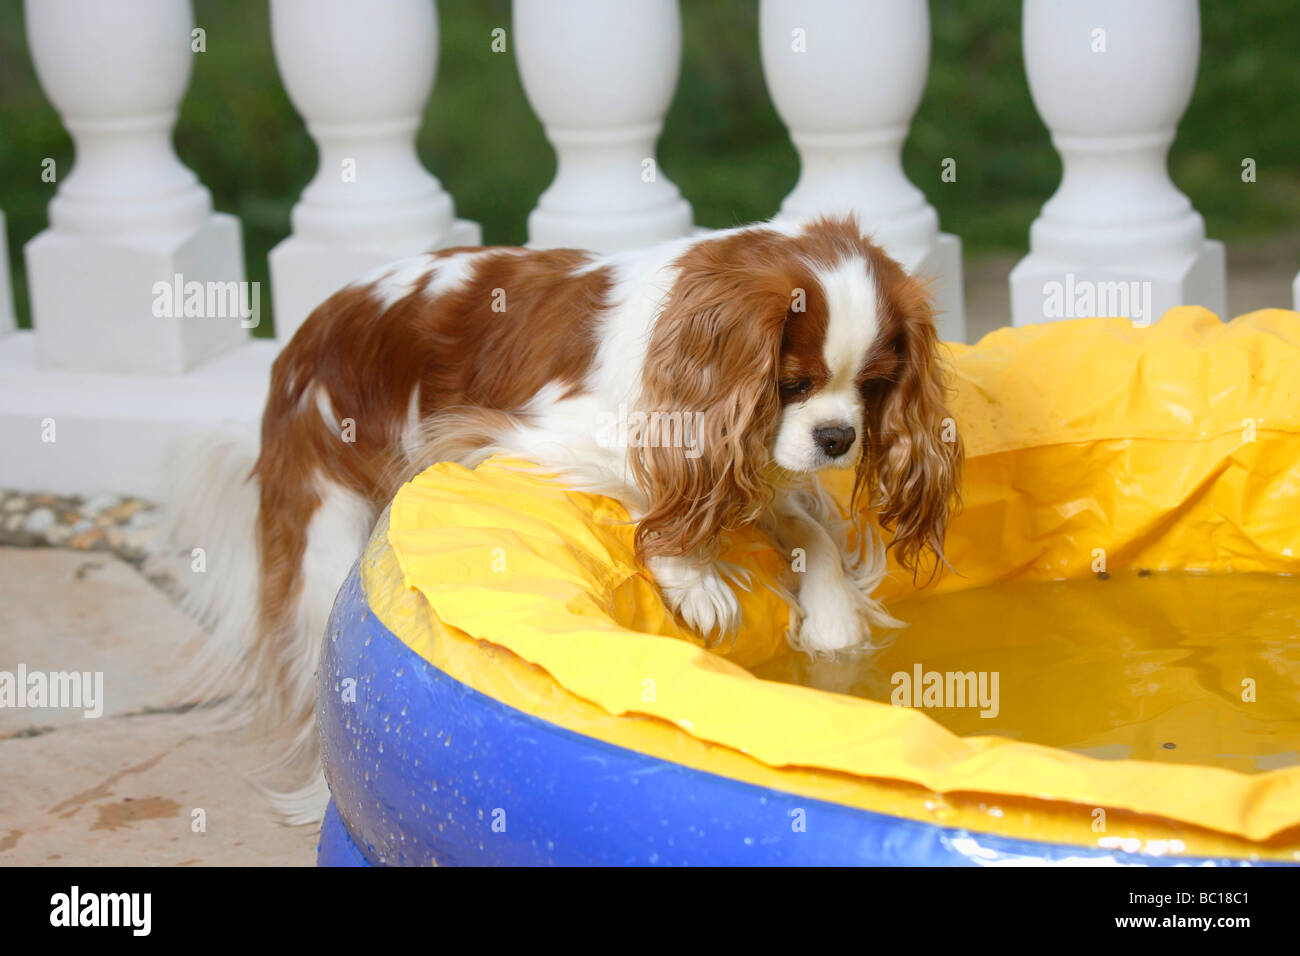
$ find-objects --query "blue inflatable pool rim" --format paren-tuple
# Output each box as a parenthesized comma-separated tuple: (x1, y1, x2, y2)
(316, 563, 1277, 867)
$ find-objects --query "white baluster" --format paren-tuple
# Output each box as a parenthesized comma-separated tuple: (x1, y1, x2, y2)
(0, 211, 13, 335)
(760, 0, 965, 342)
(1010, 0, 1226, 327)
(1293, 269, 1299, 312)
(513, 0, 693, 253)
(269, 0, 480, 343)
(22, 0, 246, 373)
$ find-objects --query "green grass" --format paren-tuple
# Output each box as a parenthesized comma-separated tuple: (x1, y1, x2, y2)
(2, 0, 1297, 338)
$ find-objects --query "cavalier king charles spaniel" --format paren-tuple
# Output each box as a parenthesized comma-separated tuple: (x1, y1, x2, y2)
(164, 214, 961, 822)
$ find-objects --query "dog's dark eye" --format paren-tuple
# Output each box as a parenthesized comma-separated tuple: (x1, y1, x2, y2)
(858, 376, 890, 397)
(780, 378, 813, 398)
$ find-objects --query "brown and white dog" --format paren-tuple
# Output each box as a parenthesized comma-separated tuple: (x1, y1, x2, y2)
(164, 215, 961, 823)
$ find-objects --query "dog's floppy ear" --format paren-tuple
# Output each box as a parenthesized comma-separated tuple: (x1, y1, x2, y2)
(855, 271, 962, 577)
(630, 244, 793, 565)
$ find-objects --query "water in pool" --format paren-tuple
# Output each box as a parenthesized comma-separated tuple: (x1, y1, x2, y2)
(752, 572, 1300, 773)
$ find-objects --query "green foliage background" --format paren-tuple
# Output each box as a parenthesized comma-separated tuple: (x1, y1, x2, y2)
(2, 0, 1297, 337)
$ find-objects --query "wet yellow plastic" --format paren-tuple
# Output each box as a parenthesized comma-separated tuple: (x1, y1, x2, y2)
(382, 308, 1300, 857)
(753, 572, 1300, 775)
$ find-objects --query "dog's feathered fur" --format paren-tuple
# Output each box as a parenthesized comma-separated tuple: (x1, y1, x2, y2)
(160, 217, 961, 824)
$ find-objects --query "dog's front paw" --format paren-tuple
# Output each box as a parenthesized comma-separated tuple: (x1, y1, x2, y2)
(795, 585, 867, 654)
(793, 566, 906, 655)
(648, 556, 742, 642)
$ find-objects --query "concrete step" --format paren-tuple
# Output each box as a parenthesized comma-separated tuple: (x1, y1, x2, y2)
(0, 547, 316, 866)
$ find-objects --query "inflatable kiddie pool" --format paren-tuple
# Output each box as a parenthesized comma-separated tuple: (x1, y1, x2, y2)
(316, 308, 1300, 866)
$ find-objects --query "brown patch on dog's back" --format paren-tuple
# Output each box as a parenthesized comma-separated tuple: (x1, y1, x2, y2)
(249, 247, 612, 745)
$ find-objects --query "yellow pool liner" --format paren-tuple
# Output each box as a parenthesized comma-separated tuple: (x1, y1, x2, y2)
(381, 308, 1300, 858)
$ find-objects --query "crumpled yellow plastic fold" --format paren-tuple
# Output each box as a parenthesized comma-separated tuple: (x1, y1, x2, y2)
(387, 308, 1300, 843)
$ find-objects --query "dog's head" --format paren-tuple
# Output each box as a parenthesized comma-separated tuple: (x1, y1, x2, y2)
(632, 215, 962, 575)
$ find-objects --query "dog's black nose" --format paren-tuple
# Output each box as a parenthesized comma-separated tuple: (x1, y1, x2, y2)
(812, 424, 856, 458)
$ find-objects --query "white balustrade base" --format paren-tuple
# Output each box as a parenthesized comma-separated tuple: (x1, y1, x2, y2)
(526, 199, 694, 256)
(1293, 270, 1300, 312)
(269, 218, 482, 344)
(1009, 240, 1226, 328)
(910, 233, 964, 344)
(0, 212, 14, 336)
(0, 331, 273, 499)
(24, 213, 248, 375)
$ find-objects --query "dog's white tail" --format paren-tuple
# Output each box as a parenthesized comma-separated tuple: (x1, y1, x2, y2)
(155, 431, 375, 825)
(152, 429, 263, 718)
